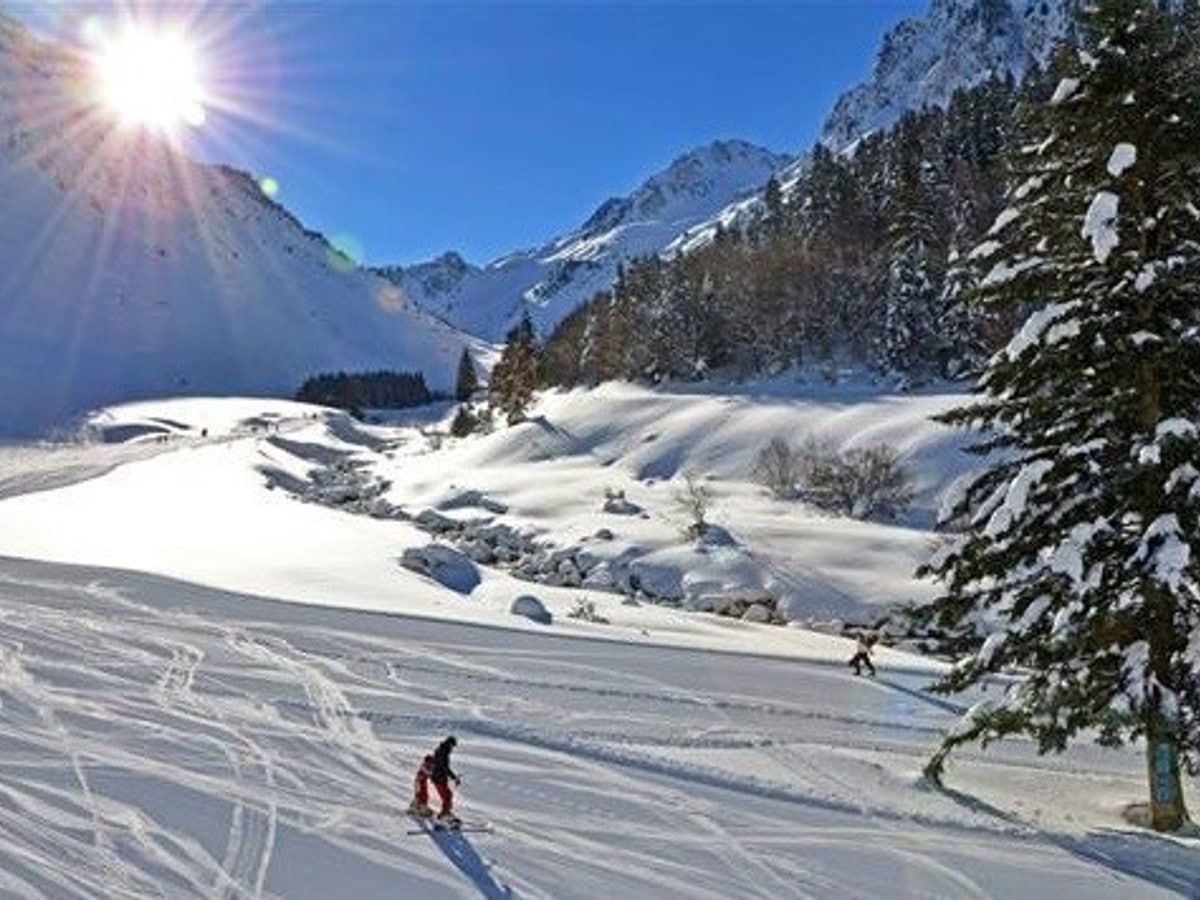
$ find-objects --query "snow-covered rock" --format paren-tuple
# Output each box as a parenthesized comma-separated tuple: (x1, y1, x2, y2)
(581, 563, 617, 591)
(509, 594, 553, 625)
(742, 603, 773, 624)
(399, 544, 480, 593)
(414, 509, 462, 535)
(629, 562, 685, 603)
(602, 494, 643, 516)
(437, 489, 509, 515)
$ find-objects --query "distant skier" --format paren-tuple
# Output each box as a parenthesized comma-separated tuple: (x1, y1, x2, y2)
(409, 736, 461, 825)
(848, 633, 876, 677)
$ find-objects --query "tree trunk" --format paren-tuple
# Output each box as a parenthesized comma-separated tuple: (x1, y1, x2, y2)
(1145, 722, 1189, 832)
(1142, 580, 1189, 832)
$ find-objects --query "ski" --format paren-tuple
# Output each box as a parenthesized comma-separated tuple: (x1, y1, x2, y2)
(405, 821, 492, 836)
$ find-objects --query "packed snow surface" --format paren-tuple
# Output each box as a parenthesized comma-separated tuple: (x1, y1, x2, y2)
(0, 386, 1196, 898)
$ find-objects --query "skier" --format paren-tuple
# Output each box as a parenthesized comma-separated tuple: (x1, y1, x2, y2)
(408, 753, 436, 818)
(429, 735, 462, 825)
(848, 632, 876, 677)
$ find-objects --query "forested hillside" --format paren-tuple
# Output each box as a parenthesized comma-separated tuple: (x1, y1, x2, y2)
(536, 75, 1043, 387)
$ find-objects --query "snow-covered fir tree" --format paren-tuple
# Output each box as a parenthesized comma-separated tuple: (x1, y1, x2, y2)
(489, 314, 540, 425)
(880, 152, 944, 377)
(915, 0, 1200, 832)
(454, 347, 479, 403)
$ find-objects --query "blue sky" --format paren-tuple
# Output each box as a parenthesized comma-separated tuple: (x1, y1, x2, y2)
(16, 1, 925, 266)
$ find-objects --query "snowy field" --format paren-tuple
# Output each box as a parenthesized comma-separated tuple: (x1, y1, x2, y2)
(0, 386, 1196, 898)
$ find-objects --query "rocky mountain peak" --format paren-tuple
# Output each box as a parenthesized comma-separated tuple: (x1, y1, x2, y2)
(821, 0, 1076, 151)
(384, 138, 790, 342)
(579, 139, 790, 239)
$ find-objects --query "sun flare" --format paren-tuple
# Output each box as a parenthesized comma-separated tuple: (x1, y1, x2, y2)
(93, 26, 208, 132)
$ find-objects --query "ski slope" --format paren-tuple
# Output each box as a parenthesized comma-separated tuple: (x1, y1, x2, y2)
(0, 389, 1197, 898)
(4, 559, 1198, 899)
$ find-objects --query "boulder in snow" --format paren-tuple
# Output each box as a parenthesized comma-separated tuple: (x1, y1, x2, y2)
(603, 495, 643, 515)
(629, 562, 684, 603)
(741, 603, 772, 624)
(510, 594, 553, 625)
(439, 489, 509, 515)
(415, 508, 461, 535)
(582, 564, 616, 590)
(399, 545, 480, 594)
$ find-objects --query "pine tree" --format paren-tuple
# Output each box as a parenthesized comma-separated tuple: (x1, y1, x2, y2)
(754, 174, 787, 245)
(454, 347, 479, 403)
(915, 0, 1200, 832)
(489, 313, 540, 425)
(879, 138, 946, 377)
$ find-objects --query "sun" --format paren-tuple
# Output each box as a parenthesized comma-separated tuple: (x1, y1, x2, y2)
(93, 26, 208, 133)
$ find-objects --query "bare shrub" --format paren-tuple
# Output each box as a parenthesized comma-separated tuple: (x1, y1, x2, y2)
(838, 445, 915, 521)
(672, 470, 713, 537)
(791, 438, 915, 521)
(752, 436, 802, 499)
(567, 597, 609, 624)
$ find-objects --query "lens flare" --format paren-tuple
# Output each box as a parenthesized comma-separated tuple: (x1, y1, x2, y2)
(259, 176, 280, 198)
(327, 234, 362, 272)
(92, 25, 208, 134)
(376, 283, 406, 313)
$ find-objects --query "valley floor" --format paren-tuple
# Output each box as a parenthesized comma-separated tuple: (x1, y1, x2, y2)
(0, 394, 1196, 897)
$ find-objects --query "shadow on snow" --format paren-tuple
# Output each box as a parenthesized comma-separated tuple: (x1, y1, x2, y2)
(426, 829, 512, 900)
(937, 782, 1200, 896)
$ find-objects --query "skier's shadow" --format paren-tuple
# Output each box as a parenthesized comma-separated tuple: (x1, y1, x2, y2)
(428, 830, 513, 900)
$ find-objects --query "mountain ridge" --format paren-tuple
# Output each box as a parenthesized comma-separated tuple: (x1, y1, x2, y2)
(374, 138, 790, 342)
(821, 0, 1076, 150)
(383, 1, 1081, 343)
(0, 13, 476, 438)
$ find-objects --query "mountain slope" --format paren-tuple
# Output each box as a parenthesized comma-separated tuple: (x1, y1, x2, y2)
(0, 16, 474, 438)
(375, 139, 790, 342)
(821, 0, 1075, 151)
(382, 1, 1077, 336)
(617, 0, 1076, 261)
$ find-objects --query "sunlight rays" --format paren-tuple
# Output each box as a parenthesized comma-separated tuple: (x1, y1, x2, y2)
(4, 1, 376, 245)
(0, 0, 398, 408)
(2, 3, 275, 393)
(92, 25, 208, 132)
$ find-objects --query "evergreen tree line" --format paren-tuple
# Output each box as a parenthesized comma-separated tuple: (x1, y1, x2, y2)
(537, 75, 1034, 387)
(295, 370, 432, 413)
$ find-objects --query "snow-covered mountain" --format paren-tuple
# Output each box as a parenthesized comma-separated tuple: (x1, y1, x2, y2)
(821, 0, 1075, 151)
(624, 0, 1079, 258)
(0, 15, 475, 438)
(374, 139, 790, 342)
(382, 1, 1081, 336)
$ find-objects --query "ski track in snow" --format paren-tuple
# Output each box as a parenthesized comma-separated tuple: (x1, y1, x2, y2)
(0, 559, 1195, 898)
